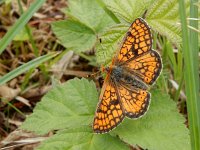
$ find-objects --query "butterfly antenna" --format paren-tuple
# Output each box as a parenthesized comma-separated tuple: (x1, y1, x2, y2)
(142, 10, 148, 19)
(87, 70, 101, 78)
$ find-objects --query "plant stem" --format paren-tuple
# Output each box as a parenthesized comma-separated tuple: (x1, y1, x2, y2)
(178, 0, 200, 149)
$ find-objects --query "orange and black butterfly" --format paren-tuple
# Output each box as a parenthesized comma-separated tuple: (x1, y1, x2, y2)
(93, 18, 162, 133)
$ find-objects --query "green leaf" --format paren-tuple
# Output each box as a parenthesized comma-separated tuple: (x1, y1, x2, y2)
(66, 0, 115, 33)
(111, 90, 190, 150)
(36, 127, 129, 150)
(21, 79, 190, 149)
(0, 53, 58, 85)
(0, 0, 46, 55)
(21, 78, 98, 134)
(103, 0, 153, 23)
(52, 20, 96, 52)
(52, 0, 115, 53)
(146, 0, 190, 46)
(95, 0, 120, 24)
(96, 24, 128, 65)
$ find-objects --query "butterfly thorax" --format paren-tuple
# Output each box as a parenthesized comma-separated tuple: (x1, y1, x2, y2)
(109, 66, 123, 82)
(108, 66, 148, 90)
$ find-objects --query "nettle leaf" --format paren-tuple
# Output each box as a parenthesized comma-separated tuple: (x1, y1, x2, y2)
(111, 90, 190, 150)
(22, 79, 189, 149)
(96, 24, 128, 65)
(103, 0, 153, 23)
(66, 0, 115, 33)
(146, 0, 190, 46)
(21, 78, 98, 134)
(52, 20, 96, 52)
(52, 0, 115, 53)
(36, 127, 129, 150)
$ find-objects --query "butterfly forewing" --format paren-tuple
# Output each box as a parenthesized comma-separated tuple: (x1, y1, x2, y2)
(116, 18, 152, 64)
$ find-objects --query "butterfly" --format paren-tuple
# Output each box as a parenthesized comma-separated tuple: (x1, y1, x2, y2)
(93, 18, 162, 133)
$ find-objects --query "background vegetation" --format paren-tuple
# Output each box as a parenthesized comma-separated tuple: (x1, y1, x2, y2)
(0, 0, 199, 150)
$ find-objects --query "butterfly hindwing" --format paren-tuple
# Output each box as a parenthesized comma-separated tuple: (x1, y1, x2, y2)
(122, 50, 162, 85)
(116, 81, 150, 118)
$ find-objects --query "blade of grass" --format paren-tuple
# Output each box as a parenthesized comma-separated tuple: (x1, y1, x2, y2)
(1, 98, 25, 117)
(6, 101, 25, 117)
(174, 73, 184, 102)
(165, 42, 178, 79)
(189, 1, 199, 99)
(20, 68, 35, 91)
(189, 0, 200, 148)
(0, 52, 59, 85)
(177, 48, 183, 82)
(178, 1, 200, 150)
(157, 73, 168, 92)
(0, 0, 46, 55)
(17, 0, 41, 90)
(152, 32, 157, 49)
(17, 0, 39, 56)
